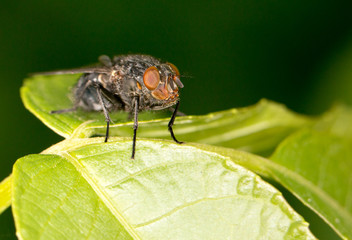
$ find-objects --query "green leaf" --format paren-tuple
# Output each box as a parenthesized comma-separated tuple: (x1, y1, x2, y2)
(0, 175, 12, 214)
(21, 75, 312, 156)
(268, 105, 352, 239)
(12, 138, 315, 239)
(190, 105, 352, 239)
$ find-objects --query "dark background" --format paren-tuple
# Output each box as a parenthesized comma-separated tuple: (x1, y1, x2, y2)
(1, 0, 352, 239)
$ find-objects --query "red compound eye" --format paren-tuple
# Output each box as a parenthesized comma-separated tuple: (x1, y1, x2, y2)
(143, 66, 160, 90)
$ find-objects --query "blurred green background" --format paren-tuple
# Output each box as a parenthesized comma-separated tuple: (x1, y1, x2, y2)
(1, 0, 352, 239)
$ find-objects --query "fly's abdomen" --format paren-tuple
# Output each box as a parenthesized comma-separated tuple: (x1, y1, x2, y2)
(74, 74, 123, 112)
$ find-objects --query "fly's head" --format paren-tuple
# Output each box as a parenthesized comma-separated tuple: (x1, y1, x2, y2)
(141, 62, 184, 109)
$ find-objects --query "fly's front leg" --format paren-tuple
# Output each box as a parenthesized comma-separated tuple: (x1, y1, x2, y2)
(95, 85, 112, 143)
(168, 100, 183, 144)
(131, 96, 139, 159)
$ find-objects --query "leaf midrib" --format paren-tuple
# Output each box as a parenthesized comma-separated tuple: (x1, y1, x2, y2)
(60, 151, 142, 240)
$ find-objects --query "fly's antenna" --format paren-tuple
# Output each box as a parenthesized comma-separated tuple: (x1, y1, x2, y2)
(179, 74, 193, 79)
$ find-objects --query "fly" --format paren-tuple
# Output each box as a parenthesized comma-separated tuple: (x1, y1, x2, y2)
(38, 54, 185, 158)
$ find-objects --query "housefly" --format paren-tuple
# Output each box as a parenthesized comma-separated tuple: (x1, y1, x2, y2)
(38, 54, 184, 158)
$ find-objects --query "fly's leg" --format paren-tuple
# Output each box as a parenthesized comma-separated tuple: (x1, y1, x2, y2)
(169, 107, 186, 116)
(96, 85, 112, 143)
(168, 100, 183, 144)
(131, 96, 139, 159)
(50, 79, 92, 114)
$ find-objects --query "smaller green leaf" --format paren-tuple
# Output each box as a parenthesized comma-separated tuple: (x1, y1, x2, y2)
(313, 104, 352, 140)
(12, 139, 315, 240)
(269, 105, 352, 239)
(0, 175, 12, 214)
(21, 74, 312, 156)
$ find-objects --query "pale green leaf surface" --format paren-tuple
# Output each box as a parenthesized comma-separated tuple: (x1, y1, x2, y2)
(0, 175, 12, 214)
(12, 139, 315, 240)
(21, 75, 312, 156)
